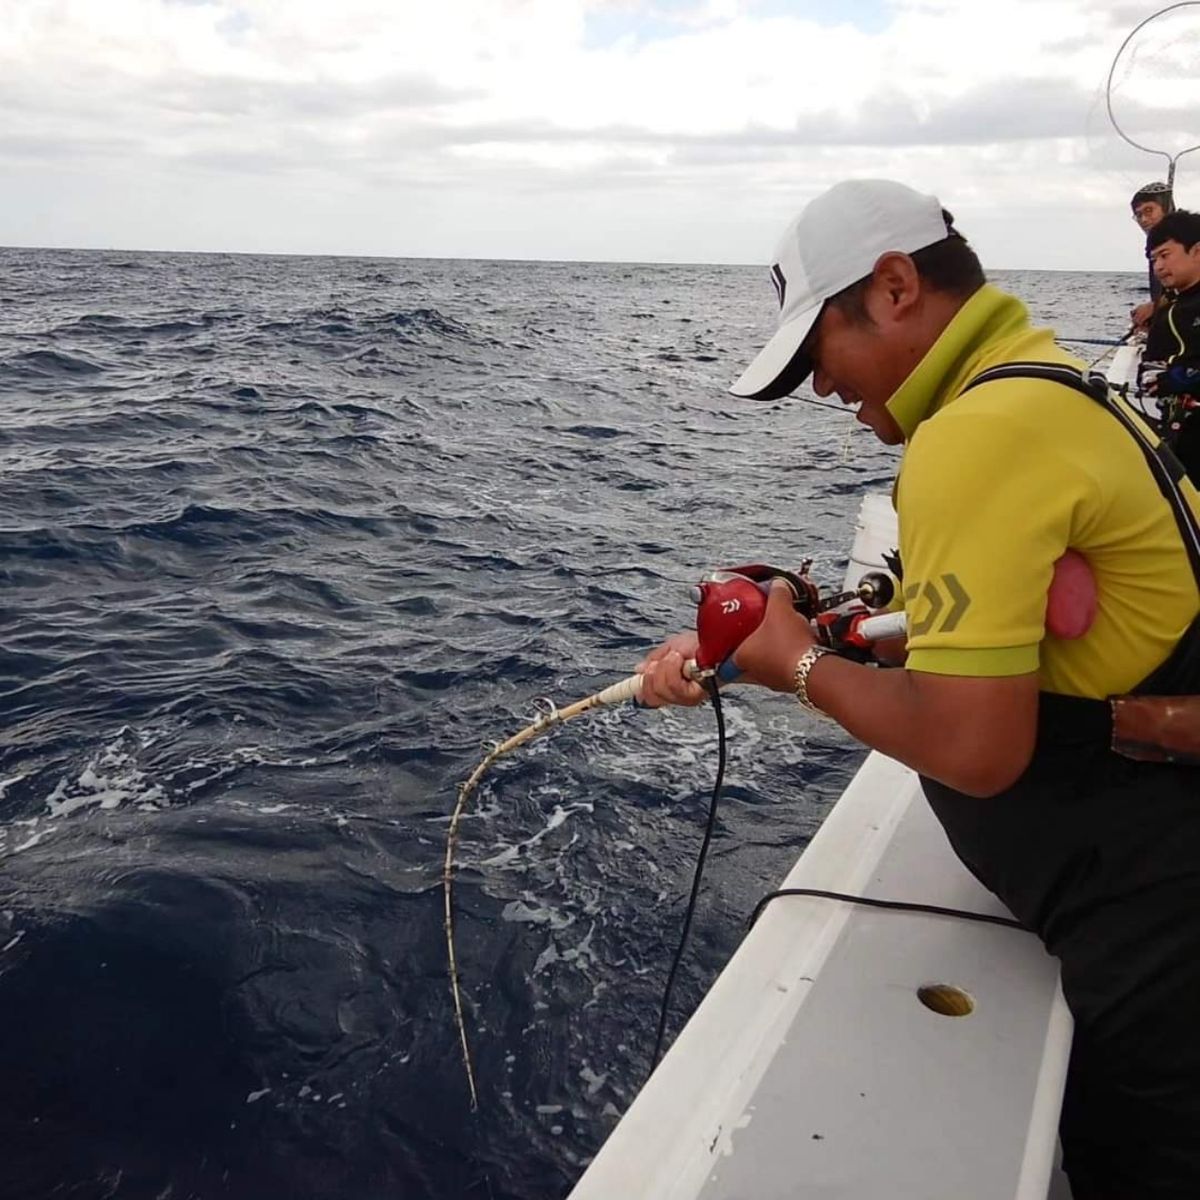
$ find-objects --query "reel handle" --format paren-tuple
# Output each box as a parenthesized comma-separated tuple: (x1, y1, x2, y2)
(690, 564, 901, 675)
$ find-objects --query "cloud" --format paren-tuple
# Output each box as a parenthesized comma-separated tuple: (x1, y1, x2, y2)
(2, 0, 1198, 264)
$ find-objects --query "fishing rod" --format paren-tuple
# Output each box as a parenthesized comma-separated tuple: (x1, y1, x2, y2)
(443, 560, 899, 1110)
(1085, 325, 1139, 369)
(442, 676, 642, 1112)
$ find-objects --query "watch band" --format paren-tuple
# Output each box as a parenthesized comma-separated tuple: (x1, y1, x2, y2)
(793, 645, 833, 715)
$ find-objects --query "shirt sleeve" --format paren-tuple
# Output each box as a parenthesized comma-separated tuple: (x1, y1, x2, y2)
(896, 395, 1093, 678)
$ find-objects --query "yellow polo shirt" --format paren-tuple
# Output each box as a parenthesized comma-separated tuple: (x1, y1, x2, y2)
(889, 285, 1200, 698)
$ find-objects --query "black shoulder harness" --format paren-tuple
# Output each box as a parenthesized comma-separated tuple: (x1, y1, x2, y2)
(963, 361, 1200, 587)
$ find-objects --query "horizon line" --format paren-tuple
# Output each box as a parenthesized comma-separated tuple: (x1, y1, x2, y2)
(0, 240, 1146, 276)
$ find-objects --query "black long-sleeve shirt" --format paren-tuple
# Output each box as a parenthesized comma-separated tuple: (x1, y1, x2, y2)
(1146, 282, 1200, 397)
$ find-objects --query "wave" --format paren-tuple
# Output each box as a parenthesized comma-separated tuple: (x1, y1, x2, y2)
(0, 247, 1134, 1200)
(0, 348, 103, 376)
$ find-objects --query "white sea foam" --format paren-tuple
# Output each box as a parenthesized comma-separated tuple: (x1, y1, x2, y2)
(0, 730, 173, 858)
(532, 921, 597, 976)
(501, 899, 575, 930)
(10, 827, 57, 854)
(481, 800, 594, 868)
(579, 1064, 608, 1096)
(0, 773, 27, 800)
(1, 729, 343, 860)
(45, 737, 166, 819)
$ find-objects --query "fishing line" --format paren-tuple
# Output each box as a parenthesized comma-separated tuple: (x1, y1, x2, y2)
(444, 675, 644, 1110)
(1086, 326, 1137, 369)
(794, 394, 849, 414)
(839, 412, 857, 464)
(444, 672, 730, 1105)
(786, 391, 860, 462)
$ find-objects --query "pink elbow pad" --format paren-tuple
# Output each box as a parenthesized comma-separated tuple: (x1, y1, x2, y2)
(1046, 550, 1096, 640)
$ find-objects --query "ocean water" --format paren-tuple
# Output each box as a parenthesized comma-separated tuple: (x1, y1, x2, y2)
(0, 248, 1142, 1200)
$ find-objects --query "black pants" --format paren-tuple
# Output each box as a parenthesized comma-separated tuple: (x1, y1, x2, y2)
(922, 740, 1200, 1199)
(1056, 875, 1200, 1199)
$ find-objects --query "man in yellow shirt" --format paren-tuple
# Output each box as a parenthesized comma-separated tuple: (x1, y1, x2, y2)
(638, 180, 1200, 1199)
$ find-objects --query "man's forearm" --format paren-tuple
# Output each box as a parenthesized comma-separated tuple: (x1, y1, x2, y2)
(803, 654, 1038, 798)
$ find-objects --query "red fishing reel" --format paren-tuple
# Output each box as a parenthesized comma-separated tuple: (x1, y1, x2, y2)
(690, 562, 820, 673)
(690, 564, 897, 674)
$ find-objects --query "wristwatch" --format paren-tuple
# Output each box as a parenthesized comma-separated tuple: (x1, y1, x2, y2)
(793, 645, 833, 715)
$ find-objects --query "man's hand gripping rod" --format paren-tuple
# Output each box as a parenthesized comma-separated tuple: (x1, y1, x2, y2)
(684, 560, 898, 680)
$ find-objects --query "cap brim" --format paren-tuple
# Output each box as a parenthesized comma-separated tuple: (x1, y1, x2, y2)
(728, 301, 823, 401)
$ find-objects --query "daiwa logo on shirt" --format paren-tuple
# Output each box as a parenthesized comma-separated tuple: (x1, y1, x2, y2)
(904, 574, 972, 636)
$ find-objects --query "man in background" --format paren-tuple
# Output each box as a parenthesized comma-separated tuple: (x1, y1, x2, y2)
(1130, 181, 1175, 329)
(1144, 208, 1200, 484)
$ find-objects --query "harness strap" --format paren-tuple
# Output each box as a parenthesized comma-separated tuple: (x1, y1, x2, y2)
(963, 362, 1200, 588)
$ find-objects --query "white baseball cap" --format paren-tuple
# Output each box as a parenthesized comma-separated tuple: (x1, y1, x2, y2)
(729, 180, 950, 401)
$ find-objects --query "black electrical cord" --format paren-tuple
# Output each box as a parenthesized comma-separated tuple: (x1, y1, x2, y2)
(649, 677, 726, 1074)
(748, 888, 1025, 931)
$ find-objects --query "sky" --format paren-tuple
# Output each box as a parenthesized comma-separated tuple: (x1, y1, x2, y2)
(2, 0, 1200, 269)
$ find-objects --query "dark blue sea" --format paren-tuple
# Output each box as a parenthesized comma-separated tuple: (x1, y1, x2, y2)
(0, 247, 1141, 1200)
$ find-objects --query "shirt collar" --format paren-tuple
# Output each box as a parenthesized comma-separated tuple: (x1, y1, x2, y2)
(885, 284, 1032, 441)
